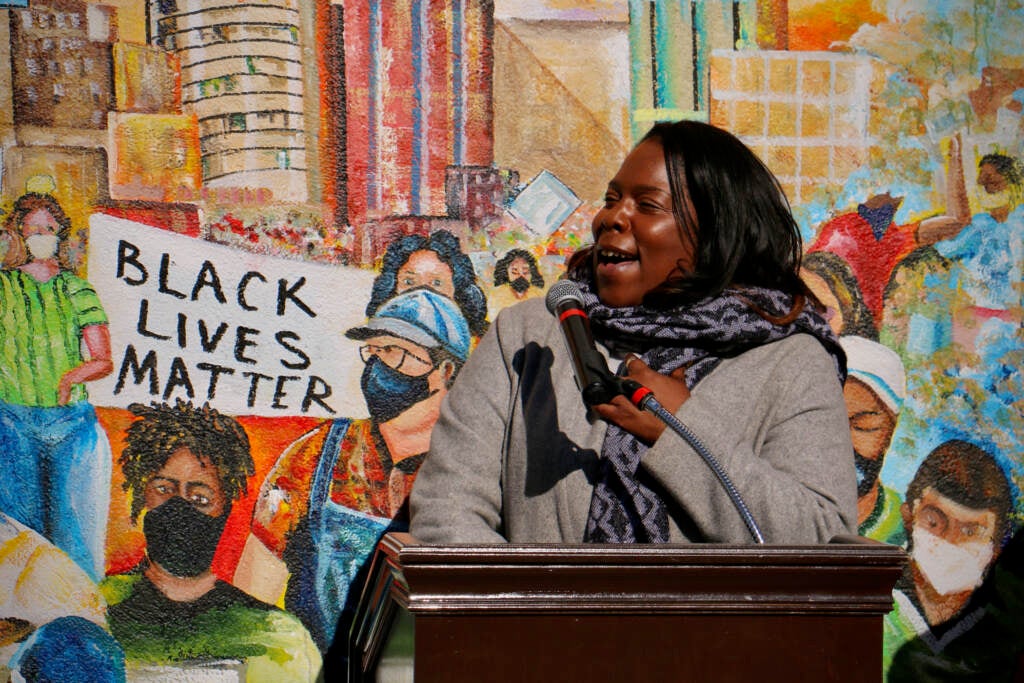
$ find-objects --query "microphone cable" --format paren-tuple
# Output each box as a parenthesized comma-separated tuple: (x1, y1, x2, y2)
(617, 378, 766, 544)
(545, 281, 764, 544)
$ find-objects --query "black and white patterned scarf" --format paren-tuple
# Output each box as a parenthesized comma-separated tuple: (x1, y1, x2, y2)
(571, 270, 845, 543)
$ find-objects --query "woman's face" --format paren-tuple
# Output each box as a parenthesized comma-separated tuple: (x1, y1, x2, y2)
(801, 268, 844, 335)
(20, 208, 61, 263)
(977, 162, 1008, 194)
(396, 249, 455, 299)
(590, 139, 694, 308)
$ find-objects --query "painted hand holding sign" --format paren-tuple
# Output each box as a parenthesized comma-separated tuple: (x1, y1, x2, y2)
(87, 215, 374, 419)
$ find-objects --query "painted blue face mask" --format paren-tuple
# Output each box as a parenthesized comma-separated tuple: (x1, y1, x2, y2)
(360, 355, 436, 423)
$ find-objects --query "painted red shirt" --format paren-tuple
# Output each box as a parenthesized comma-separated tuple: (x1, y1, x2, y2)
(808, 212, 920, 325)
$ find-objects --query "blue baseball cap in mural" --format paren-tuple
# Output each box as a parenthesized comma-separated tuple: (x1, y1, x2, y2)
(346, 287, 471, 361)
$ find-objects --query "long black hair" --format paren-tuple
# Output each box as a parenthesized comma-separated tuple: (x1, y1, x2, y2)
(572, 121, 806, 313)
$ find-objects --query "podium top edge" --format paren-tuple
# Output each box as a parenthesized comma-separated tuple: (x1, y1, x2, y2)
(379, 532, 907, 566)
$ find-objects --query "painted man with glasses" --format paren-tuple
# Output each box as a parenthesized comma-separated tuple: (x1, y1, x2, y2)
(234, 287, 470, 656)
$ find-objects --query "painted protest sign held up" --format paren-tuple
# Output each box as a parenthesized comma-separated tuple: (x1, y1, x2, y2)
(88, 214, 373, 418)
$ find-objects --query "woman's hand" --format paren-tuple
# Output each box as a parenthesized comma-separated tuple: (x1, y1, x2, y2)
(591, 355, 690, 445)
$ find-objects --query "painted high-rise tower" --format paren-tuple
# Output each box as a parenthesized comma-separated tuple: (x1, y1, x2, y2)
(339, 0, 494, 225)
(628, 0, 786, 138)
(148, 0, 313, 202)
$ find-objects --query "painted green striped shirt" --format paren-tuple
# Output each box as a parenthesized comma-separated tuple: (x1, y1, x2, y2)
(0, 269, 108, 407)
(859, 483, 908, 548)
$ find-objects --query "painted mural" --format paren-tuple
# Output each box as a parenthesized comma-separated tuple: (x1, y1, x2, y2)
(0, 0, 1021, 680)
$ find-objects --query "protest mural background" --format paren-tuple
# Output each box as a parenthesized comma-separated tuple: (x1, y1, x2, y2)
(0, 0, 1021, 680)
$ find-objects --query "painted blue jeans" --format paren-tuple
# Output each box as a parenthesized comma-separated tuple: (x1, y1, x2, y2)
(0, 400, 111, 581)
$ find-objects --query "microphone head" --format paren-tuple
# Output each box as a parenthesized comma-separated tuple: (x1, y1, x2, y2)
(545, 280, 584, 316)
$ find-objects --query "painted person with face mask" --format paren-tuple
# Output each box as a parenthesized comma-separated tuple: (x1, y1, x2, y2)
(807, 133, 970, 328)
(235, 287, 469, 656)
(101, 400, 320, 681)
(0, 188, 114, 582)
(933, 153, 1023, 347)
(889, 527, 1024, 681)
(839, 335, 907, 546)
(488, 248, 546, 313)
(883, 439, 1013, 676)
(364, 229, 489, 338)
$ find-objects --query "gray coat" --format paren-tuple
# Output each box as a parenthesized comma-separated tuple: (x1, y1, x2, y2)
(410, 297, 857, 545)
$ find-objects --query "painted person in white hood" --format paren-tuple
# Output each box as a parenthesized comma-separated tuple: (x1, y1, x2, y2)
(839, 335, 907, 545)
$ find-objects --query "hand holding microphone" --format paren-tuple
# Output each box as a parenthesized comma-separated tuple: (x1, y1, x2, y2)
(545, 279, 688, 415)
(596, 355, 691, 446)
(545, 280, 764, 542)
(544, 279, 668, 443)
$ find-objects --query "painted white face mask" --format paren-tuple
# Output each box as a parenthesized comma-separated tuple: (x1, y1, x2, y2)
(977, 188, 1014, 212)
(25, 233, 58, 261)
(912, 526, 994, 595)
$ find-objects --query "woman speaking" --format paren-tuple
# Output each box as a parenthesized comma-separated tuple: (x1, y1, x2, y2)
(410, 121, 856, 545)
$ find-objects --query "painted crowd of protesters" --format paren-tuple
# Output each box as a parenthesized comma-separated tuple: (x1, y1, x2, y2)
(1, 135, 1021, 682)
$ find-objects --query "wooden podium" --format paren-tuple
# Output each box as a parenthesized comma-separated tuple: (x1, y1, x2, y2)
(350, 533, 905, 682)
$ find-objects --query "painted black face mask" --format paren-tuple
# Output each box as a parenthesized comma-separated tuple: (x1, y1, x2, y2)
(854, 450, 884, 498)
(360, 355, 436, 423)
(509, 276, 531, 294)
(143, 496, 227, 577)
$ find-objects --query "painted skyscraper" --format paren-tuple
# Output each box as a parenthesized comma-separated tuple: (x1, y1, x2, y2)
(338, 0, 495, 225)
(2, 0, 117, 232)
(627, 0, 787, 136)
(148, 0, 313, 203)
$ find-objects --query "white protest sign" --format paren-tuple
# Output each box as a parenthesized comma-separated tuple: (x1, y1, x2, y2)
(87, 214, 374, 418)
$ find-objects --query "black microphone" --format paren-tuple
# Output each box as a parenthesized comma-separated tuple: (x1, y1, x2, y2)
(545, 280, 622, 406)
